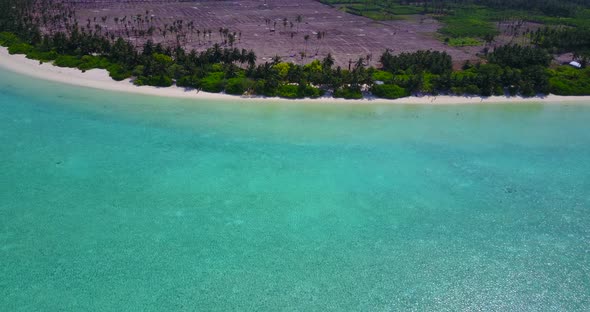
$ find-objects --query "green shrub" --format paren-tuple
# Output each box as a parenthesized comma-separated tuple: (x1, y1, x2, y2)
(176, 75, 200, 89)
(251, 79, 279, 97)
(133, 75, 173, 87)
(54, 55, 82, 68)
(519, 82, 536, 97)
(0, 32, 21, 46)
(371, 84, 409, 99)
(464, 84, 481, 95)
(8, 43, 33, 55)
(250, 79, 270, 97)
(372, 70, 394, 82)
(493, 86, 505, 96)
(301, 84, 323, 98)
(107, 64, 131, 81)
(548, 66, 590, 95)
(438, 7, 499, 39)
(168, 64, 186, 80)
(334, 86, 363, 99)
(132, 65, 145, 77)
(77, 55, 112, 71)
(225, 77, 253, 95)
(133, 77, 145, 86)
(451, 87, 465, 95)
(210, 64, 224, 72)
(274, 84, 324, 99)
(26, 50, 58, 62)
(200, 72, 225, 93)
(447, 37, 482, 47)
(277, 84, 301, 98)
(149, 75, 173, 87)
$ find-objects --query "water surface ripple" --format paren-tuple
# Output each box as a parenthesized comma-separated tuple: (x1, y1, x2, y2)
(1, 71, 589, 311)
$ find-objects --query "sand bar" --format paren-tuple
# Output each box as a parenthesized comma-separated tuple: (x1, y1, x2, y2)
(1, 47, 589, 105)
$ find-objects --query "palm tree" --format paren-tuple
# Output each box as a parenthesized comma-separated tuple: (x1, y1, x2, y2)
(322, 53, 334, 69)
(239, 49, 248, 66)
(228, 34, 235, 47)
(296, 15, 303, 33)
(315, 31, 323, 56)
(304, 34, 310, 59)
(272, 55, 282, 65)
(247, 50, 257, 67)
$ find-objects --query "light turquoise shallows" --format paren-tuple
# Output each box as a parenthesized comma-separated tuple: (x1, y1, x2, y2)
(1, 70, 589, 311)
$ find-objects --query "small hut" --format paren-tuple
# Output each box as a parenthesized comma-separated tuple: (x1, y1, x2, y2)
(569, 61, 582, 69)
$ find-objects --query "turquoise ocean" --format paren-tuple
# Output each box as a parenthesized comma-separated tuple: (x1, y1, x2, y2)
(1, 69, 589, 311)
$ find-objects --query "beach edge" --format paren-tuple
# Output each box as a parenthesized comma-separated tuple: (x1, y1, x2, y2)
(1, 47, 588, 105)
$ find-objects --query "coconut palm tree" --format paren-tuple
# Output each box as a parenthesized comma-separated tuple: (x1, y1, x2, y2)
(304, 34, 310, 59)
(296, 15, 303, 33)
(247, 50, 257, 67)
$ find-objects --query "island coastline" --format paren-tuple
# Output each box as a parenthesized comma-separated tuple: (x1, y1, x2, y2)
(1, 47, 588, 105)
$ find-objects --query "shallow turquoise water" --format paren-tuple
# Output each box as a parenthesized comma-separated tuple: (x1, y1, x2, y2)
(1, 70, 590, 311)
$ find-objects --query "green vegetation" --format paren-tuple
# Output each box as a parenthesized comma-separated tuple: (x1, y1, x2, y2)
(486, 45, 552, 68)
(0, 32, 20, 46)
(107, 64, 132, 81)
(77, 56, 113, 71)
(225, 77, 254, 95)
(449, 64, 549, 97)
(7, 42, 32, 55)
(334, 86, 363, 99)
(319, 0, 590, 46)
(54, 55, 82, 68)
(320, 0, 590, 19)
(438, 7, 499, 39)
(371, 84, 408, 99)
(380, 50, 452, 75)
(25, 50, 58, 62)
(372, 70, 394, 82)
(548, 66, 590, 95)
(200, 72, 226, 93)
(375, 46, 560, 97)
(532, 27, 590, 58)
(446, 37, 482, 47)
(277, 85, 303, 99)
(321, 1, 425, 20)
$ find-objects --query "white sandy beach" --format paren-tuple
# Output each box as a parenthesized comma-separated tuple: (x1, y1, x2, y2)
(1, 47, 588, 104)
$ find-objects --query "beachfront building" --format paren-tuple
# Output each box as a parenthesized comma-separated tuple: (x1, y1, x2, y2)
(569, 61, 582, 69)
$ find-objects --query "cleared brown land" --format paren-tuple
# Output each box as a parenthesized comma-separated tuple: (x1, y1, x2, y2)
(65, 0, 480, 67)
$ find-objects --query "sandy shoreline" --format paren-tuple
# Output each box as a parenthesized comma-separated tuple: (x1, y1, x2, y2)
(1, 47, 589, 105)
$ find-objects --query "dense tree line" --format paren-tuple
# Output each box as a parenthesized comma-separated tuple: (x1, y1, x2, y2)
(340, 0, 590, 17)
(449, 63, 550, 97)
(380, 50, 452, 75)
(371, 46, 553, 98)
(532, 27, 590, 61)
(486, 45, 552, 68)
(470, 0, 589, 17)
(1, 0, 589, 99)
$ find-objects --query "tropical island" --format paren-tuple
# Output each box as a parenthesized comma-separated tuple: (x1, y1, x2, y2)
(2, 4, 590, 309)
(1, 0, 589, 100)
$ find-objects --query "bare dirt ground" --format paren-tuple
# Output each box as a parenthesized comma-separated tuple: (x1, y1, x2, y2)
(65, 0, 482, 67)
